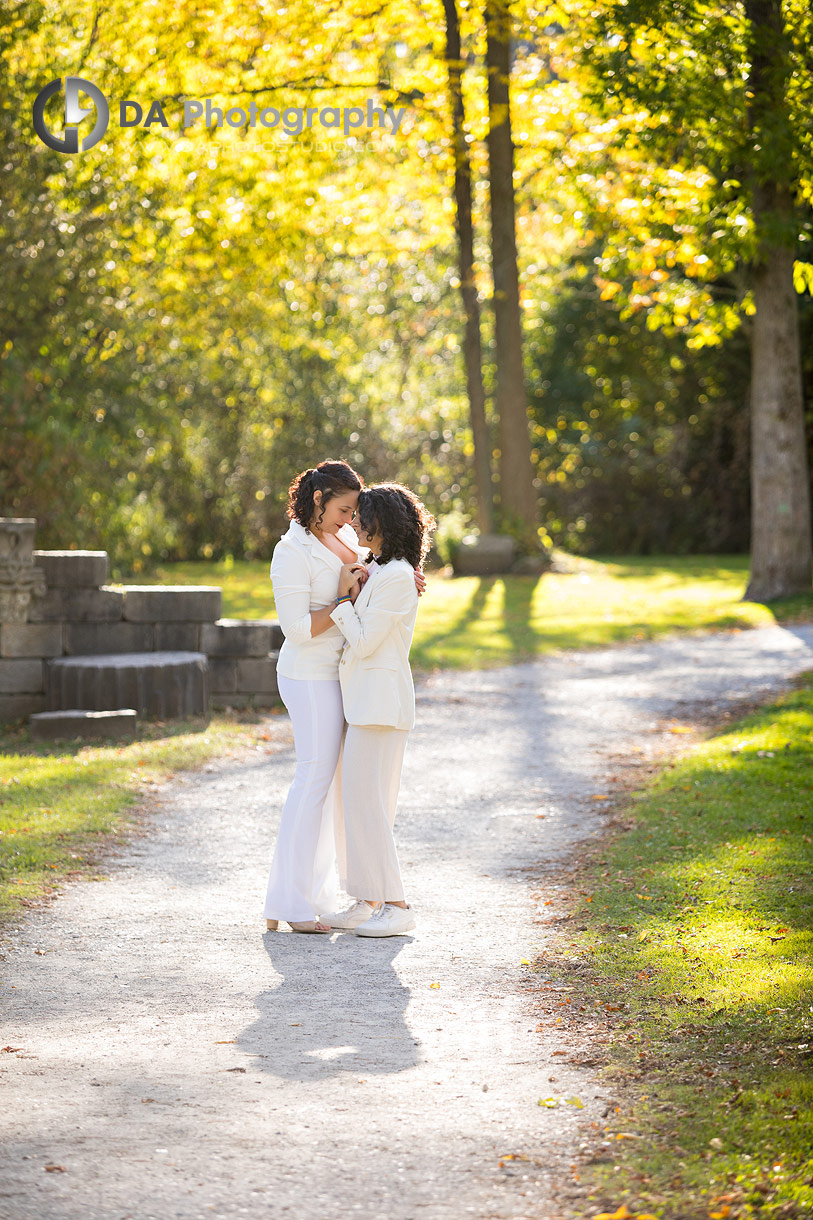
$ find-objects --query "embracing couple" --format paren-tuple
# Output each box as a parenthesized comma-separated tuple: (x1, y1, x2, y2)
(262, 459, 435, 938)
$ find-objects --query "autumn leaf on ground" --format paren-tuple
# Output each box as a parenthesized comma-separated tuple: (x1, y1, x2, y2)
(538, 1097, 560, 1107)
(44, 1164, 66, 1173)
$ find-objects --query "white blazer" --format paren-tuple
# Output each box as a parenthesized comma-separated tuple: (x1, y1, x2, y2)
(270, 519, 368, 682)
(329, 557, 419, 730)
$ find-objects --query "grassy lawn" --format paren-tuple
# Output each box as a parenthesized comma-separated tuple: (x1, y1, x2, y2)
(117, 553, 813, 670)
(533, 675, 813, 1220)
(0, 714, 277, 921)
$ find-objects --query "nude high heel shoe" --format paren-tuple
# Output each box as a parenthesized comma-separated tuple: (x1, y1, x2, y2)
(265, 918, 331, 934)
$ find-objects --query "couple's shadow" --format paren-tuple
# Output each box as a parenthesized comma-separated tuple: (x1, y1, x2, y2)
(237, 930, 419, 1080)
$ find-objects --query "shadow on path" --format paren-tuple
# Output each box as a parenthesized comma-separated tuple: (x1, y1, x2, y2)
(238, 932, 418, 1081)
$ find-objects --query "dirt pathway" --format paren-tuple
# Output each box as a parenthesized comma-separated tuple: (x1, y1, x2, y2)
(2, 623, 812, 1220)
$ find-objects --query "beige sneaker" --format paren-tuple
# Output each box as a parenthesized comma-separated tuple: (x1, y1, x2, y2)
(355, 903, 415, 937)
(324, 900, 376, 930)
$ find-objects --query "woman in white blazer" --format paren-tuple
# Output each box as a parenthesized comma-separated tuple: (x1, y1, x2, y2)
(324, 483, 436, 938)
(263, 462, 425, 934)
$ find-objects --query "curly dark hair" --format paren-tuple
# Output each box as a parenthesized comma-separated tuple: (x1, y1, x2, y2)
(357, 483, 436, 569)
(286, 460, 364, 532)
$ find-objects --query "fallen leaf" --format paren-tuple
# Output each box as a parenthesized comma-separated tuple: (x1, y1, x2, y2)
(225, 1067, 246, 1073)
(1, 1046, 23, 1053)
(44, 1164, 66, 1173)
(590, 794, 611, 800)
(141, 1098, 156, 1104)
(520, 958, 530, 965)
(565, 1096, 584, 1108)
(429, 982, 440, 989)
(214, 1040, 236, 1044)
(538, 1097, 560, 1108)
(709, 1209, 731, 1219)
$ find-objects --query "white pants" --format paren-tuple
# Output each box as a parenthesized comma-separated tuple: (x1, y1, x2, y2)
(339, 724, 409, 903)
(263, 675, 344, 922)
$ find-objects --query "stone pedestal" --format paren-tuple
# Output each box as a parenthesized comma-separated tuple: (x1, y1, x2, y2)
(0, 519, 46, 623)
(452, 533, 517, 576)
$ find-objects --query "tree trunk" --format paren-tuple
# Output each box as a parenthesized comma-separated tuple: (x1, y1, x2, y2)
(745, 213, 812, 600)
(743, 0, 812, 600)
(484, 0, 539, 542)
(442, 0, 494, 534)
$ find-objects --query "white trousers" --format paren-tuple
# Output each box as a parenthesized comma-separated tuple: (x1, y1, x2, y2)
(263, 675, 344, 922)
(339, 724, 409, 903)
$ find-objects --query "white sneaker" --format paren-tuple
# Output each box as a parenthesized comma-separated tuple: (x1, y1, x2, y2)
(323, 900, 376, 930)
(355, 903, 416, 938)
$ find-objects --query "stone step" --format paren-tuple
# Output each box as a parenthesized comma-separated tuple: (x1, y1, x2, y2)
(30, 708, 137, 742)
(45, 651, 210, 719)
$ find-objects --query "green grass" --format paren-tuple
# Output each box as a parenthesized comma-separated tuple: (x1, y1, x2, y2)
(117, 553, 813, 670)
(0, 714, 275, 920)
(539, 675, 813, 1220)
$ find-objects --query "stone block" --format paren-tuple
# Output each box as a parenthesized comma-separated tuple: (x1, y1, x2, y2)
(0, 658, 44, 693)
(154, 622, 202, 651)
(64, 623, 153, 655)
(30, 709, 137, 742)
(122, 586, 221, 623)
(201, 619, 275, 657)
(28, 587, 124, 624)
(0, 623, 63, 657)
(250, 691, 282, 709)
(0, 694, 46, 720)
(209, 658, 237, 693)
(46, 652, 209, 718)
(236, 655, 278, 695)
(452, 533, 517, 577)
(34, 550, 109, 587)
(0, 519, 37, 566)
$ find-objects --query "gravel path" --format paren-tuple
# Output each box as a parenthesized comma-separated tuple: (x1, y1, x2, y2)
(1, 623, 812, 1220)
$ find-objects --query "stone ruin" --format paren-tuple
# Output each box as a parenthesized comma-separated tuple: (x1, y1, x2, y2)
(0, 518, 281, 741)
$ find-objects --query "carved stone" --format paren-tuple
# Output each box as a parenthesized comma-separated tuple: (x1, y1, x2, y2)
(0, 519, 47, 623)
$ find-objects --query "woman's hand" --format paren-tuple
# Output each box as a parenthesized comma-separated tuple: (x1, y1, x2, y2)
(413, 567, 427, 597)
(338, 562, 366, 598)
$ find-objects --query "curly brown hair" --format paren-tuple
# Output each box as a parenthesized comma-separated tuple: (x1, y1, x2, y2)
(357, 483, 436, 569)
(286, 460, 364, 532)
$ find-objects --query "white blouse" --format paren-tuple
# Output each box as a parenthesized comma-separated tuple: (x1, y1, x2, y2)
(270, 519, 369, 681)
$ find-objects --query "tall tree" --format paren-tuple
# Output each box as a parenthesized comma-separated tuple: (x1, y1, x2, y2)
(442, 0, 495, 534)
(566, 0, 813, 597)
(743, 0, 811, 599)
(484, 0, 540, 542)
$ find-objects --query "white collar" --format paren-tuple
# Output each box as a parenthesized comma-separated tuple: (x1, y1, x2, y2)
(283, 518, 367, 558)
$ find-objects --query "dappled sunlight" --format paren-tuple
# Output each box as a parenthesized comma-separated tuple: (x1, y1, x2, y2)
(117, 557, 808, 669)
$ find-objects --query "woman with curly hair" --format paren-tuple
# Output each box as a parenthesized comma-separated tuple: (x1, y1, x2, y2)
(263, 462, 426, 935)
(324, 483, 436, 938)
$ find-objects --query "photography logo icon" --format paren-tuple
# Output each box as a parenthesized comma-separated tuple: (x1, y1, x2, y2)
(33, 76, 109, 152)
